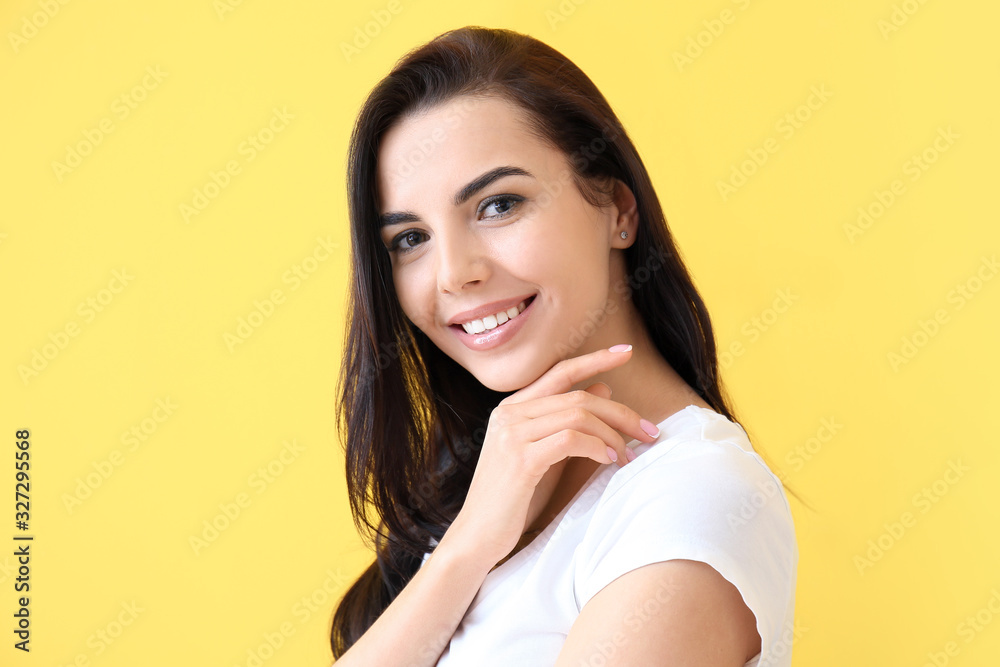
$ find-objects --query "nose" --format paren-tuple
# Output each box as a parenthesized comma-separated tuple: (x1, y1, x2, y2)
(435, 224, 489, 294)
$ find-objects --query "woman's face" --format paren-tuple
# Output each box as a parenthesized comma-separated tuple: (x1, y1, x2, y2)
(376, 94, 631, 392)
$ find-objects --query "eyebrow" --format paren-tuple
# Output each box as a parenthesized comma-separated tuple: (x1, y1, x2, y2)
(378, 165, 534, 228)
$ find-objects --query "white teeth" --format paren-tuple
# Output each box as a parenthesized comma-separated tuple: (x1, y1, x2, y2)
(460, 299, 528, 334)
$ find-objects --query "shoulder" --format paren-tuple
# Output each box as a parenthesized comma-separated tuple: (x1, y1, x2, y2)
(557, 558, 761, 666)
(581, 434, 795, 559)
(569, 415, 798, 665)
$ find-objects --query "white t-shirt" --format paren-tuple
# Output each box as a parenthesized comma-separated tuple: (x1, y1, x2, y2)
(423, 404, 799, 666)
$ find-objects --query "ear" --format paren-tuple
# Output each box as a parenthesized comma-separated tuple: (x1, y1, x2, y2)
(610, 179, 639, 247)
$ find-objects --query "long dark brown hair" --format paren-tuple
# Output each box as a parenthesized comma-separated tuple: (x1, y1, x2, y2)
(331, 25, 790, 658)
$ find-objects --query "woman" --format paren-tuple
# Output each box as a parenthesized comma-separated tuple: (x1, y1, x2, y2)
(331, 26, 798, 666)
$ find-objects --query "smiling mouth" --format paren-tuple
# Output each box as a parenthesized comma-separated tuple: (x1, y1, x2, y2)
(452, 295, 537, 334)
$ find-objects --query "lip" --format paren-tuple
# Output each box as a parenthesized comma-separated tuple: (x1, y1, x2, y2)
(450, 295, 536, 351)
(447, 293, 537, 327)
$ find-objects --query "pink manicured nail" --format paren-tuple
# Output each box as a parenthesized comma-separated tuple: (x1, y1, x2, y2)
(609, 344, 632, 353)
(625, 448, 637, 463)
(606, 446, 618, 462)
(640, 419, 660, 438)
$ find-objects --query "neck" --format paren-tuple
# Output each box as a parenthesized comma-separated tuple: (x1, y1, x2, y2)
(512, 292, 712, 558)
(567, 290, 712, 429)
(500, 270, 715, 566)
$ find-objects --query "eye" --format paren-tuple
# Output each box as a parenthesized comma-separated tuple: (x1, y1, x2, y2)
(479, 194, 524, 219)
(388, 230, 427, 254)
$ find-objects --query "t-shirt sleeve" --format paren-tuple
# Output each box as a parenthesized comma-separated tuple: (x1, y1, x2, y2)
(572, 438, 798, 665)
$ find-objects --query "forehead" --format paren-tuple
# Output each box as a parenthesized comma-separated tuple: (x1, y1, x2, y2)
(376, 95, 562, 209)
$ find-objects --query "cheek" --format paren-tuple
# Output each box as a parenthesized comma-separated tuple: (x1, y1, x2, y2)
(529, 223, 608, 284)
(393, 272, 436, 331)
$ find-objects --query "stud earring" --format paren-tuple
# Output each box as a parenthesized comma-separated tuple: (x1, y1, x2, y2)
(620, 230, 628, 240)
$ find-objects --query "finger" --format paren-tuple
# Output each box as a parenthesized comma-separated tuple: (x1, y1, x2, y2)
(585, 382, 611, 399)
(520, 407, 627, 454)
(500, 345, 634, 405)
(503, 388, 657, 447)
(528, 430, 624, 472)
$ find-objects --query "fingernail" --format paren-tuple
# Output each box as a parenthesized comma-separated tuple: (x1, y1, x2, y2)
(625, 448, 637, 463)
(606, 446, 618, 463)
(609, 344, 632, 353)
(598, 382, 612, 395)
(640, 419, 660, 438)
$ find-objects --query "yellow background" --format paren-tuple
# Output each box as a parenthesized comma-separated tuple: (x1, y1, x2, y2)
(2, 0, 998, 665)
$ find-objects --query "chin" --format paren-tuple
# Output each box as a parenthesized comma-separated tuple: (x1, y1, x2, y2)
(479, 377, 527, 394)
(469, 369, 525, 393)
(465, 361, 541, 394)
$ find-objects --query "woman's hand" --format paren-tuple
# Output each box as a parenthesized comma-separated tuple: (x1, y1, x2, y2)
(442, 344, 660, 568)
